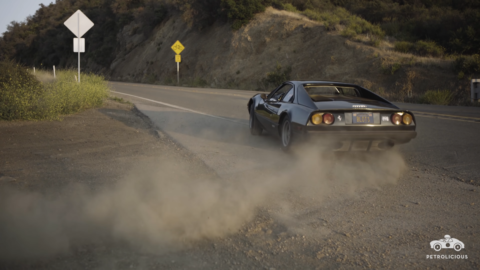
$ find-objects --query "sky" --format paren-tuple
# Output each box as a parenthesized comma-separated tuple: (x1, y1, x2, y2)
(0, 0, 54, 36)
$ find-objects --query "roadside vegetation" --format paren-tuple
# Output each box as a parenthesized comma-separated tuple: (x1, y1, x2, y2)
(261, 62, 292, 89)
(1, 0, 478, 68)
(280, 3, 384, 46)
(418, 90, 454, 106)
(0, 61, 109, 120)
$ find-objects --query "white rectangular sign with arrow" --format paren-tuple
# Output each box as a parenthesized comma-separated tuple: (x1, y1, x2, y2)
(64, 10, 94, 82)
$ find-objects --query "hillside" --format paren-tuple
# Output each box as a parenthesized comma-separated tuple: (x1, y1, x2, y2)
(0, 0, 478, 104)
(108, 7, 464, 103)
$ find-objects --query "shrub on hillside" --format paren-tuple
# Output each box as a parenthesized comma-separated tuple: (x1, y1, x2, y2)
(394, 41, 414, 53)
(262, 62, 292, 88)
(394, 40, 445, 57)
(301, 7, 384, 38)
(0, 60, 44, 120)
(221, 0, 266, 30)
(419, 90, 453, 105)
(453, 54, 480, 76)
(414, 40, 445, 57)
(282, 3, 298, 12)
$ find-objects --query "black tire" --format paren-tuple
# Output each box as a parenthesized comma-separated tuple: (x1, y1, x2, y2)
(280, 117, 293, 151)
(249, 105, 262, 135)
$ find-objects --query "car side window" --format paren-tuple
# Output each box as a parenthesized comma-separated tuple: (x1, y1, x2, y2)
(269, 84, 293, 101)
(281, 88, 294, 103)
(338, 87, 360, 97)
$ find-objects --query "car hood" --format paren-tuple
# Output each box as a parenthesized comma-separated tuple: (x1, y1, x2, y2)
(314, 96, 399, 110)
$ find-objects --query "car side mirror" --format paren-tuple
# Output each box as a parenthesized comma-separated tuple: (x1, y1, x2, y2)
(260, 93, 267, 100)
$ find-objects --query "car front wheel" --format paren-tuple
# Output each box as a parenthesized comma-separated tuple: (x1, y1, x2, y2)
(433, 244, 442, 251)
(454, 244, 462, 251)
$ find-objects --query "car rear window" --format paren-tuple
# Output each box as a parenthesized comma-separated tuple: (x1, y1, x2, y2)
(304, 85, 360, 101)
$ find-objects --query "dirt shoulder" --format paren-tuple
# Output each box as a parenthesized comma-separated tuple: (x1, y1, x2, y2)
(0, 100, 215, 191)
(0, 100, 217, 268)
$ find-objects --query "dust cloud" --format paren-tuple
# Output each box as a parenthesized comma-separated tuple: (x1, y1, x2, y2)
(0, 143, 405, 261)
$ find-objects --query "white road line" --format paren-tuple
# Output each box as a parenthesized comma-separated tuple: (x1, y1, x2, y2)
(111, 91, 247, 125)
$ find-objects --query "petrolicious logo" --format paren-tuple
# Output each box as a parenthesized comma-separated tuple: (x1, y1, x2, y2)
(426, 235, 468, 260)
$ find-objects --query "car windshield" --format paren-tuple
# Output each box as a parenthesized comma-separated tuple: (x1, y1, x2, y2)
(304, 85, 360, 101)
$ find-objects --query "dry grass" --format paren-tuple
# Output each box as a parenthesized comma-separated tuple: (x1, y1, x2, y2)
(0, 61, 109, 120)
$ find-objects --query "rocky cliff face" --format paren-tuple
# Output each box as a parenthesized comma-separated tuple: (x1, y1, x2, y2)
(106, 7, 460, 98)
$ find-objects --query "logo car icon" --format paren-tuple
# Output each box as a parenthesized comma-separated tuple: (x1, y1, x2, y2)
(430, 235, 464, 251)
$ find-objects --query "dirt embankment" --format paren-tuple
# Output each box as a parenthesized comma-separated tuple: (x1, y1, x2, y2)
(0, 101, 218, 268)
(106, 7, 461, 99)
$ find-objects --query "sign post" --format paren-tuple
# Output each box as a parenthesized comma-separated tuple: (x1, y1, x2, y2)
(64, 10, 94, 83)
(171, 40, 184, 85)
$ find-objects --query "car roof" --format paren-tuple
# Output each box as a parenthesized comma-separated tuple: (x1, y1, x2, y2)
(288, 81, 360, 87)
(283, 80, 395, 109)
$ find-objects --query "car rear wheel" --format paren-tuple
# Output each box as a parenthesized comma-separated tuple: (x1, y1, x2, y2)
(454, 244, 462, 251)
(281, 118, 293, 151)
(249, 105, 262, 135)
(433, 244, 442, 251)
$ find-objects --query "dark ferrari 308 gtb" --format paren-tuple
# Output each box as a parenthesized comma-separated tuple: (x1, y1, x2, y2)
(247, 81, 417, 151)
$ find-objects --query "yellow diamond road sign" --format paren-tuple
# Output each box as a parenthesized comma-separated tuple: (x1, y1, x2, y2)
(171, 40, 184, 54)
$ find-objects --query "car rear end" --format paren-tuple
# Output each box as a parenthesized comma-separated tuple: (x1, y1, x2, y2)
(302, 109, 417, 151)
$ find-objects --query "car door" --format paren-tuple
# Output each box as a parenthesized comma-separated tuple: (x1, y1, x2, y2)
(255, 84, 283, 131)
(263, 84, 294, 134)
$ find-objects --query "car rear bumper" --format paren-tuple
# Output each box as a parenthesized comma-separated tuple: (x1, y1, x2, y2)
(301, 130, 417, 151)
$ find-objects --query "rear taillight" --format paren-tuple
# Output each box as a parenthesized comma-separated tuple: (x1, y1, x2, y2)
(392, 112, 413, 125)
(323, 113, 334, 125)
(391, 113, 402, 125)
(311, 113, 334, 125)
(311, 113, 323, 125)
(403, 113, 413, 125)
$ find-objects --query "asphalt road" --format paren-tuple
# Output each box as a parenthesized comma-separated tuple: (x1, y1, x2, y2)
(109, 81, 480, 183)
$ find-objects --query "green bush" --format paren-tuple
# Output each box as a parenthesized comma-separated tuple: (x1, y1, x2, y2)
(391, 63, 401, 74)
(419, 90, 453, 105)
(262, 62, 292, 88)
(453, 54, 480, 76)
(394, 41, 414, 53)
(414, 40, 445, 57)
(341, 28, 357, 38)
(302, 7, 384, 39)
(394, 40, 445, 57)
(282, 3, 298, 12)
(0, 61, 108, 120)
(44, 70, 109, 116)
(221, 0, 266, 30)
(0, 60, 45, 120)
